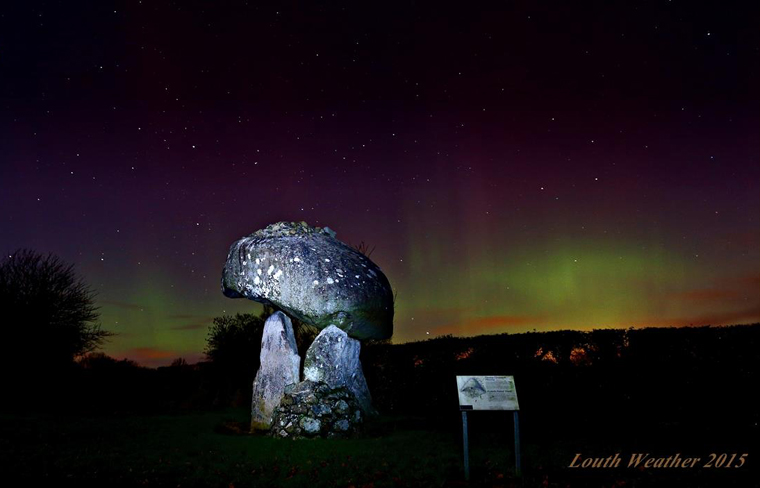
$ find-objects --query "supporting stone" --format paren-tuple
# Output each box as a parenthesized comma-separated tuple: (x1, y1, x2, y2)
(303, 325, 376, 415)
(250, 311, 301, 430)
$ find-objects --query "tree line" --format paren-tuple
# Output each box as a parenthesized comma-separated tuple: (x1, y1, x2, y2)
(2, 248, 757, 444)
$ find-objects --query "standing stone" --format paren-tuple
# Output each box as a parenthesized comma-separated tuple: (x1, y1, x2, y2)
(304, 325, 375, 415)
(251, 311, 301, 430)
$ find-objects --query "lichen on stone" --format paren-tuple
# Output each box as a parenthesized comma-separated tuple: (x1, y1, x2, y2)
(221, 221, 394, 340)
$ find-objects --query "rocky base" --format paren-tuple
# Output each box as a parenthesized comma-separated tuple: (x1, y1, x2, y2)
(270, 380, 363, 438)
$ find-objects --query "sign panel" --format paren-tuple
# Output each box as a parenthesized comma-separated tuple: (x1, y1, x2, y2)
(456, 375, 519, 411)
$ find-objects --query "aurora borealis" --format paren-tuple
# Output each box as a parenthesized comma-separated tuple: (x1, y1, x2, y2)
(1, 1, 758, 366)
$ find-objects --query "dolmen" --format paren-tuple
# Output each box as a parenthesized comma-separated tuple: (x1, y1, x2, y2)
(222, 221, 393, 437)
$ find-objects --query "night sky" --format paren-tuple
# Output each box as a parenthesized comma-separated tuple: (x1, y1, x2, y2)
(2, 1, 758, 366)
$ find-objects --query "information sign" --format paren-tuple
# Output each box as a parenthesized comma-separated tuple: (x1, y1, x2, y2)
(456, 375, 519, 411)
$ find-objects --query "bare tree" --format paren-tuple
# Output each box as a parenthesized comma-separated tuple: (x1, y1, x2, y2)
(0, 249, 111, 368)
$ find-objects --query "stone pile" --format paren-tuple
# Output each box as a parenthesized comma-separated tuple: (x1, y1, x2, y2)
(269, 380, 364, 438)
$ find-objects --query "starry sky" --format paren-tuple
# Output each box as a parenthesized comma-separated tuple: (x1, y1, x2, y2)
(1, 1, 758, 366)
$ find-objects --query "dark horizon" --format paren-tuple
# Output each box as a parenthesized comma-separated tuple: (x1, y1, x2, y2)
(99, 321, 760, 369)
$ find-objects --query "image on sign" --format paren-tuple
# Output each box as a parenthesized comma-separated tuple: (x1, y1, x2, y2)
(460, 378, 487, 400)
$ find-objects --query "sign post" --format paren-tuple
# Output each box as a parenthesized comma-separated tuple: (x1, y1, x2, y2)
(462, 410, 470, 480)
(513, 410, 521, 477)
(456, 375, 521, 480)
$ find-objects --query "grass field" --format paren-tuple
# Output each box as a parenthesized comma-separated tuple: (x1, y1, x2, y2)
(0, 409, 472, 487)
(2, 408, 755, 487)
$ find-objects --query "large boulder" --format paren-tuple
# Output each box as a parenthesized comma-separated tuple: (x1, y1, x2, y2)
(250, 311, 301, 430)
(222, 221, 393, 340)
(304, 325, 375, 415)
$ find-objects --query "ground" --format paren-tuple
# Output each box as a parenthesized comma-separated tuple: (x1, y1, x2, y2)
(1, 409, 755, 487)
(1, 409, 462, 487)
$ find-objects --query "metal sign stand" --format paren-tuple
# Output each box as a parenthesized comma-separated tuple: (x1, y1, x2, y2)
(462, 411, 470, 480)
(513, 411, 521, 477)
(457, 375, 521, 482)
(460, 410, 521, 481)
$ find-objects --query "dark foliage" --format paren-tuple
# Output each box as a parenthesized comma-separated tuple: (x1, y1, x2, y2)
(63, 352, 218, 413)
(204, 311, 267, 406)
(290, 315, 320, 363)
(205, 312, 265, 368)
(4, 308, 756, 448)
(2, 322, 756, 487)
(203, 306, 320, 403)
(0, 249, 111, 372)
(361, 324, 760, 442)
